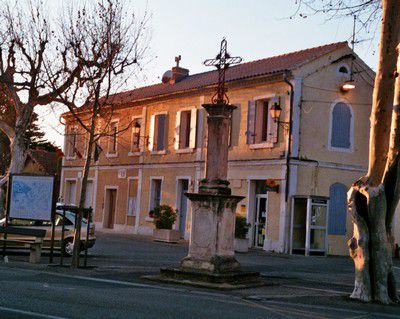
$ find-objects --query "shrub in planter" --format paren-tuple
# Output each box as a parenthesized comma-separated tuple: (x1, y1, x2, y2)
(151, 205, 180, 243)
(235, 215, 250, 239)
(151, 205, 177, 229)
(235, 215, 250, 253)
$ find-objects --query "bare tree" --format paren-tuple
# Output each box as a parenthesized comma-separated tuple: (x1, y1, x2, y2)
(294, 0, 400, 304)
(0, 0, 84, 200)
(51, 0, 150, 267)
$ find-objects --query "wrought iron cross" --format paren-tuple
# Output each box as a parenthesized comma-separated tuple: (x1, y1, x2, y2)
(204, 38, 242, 104)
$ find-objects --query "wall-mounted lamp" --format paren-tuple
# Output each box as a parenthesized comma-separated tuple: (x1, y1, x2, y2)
(270, 102, 290, 130)
(340, 79, 356, 92)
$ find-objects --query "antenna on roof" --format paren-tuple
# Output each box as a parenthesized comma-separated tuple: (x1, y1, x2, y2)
(350, 15, 356, 82)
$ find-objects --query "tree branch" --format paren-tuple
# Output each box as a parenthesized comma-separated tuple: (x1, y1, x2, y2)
(0, 119, 14, 139)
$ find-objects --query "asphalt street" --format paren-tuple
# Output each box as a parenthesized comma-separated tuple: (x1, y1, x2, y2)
(0, 232, 399, 318)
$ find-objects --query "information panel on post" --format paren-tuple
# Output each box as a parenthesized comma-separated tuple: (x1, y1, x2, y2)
(8, 175, 55, 221)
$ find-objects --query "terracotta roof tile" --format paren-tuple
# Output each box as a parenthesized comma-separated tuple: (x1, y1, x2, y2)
(108, 42, 347, 105)
(59, 40, 348, 119)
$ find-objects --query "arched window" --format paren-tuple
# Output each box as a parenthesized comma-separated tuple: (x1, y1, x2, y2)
(328, 183, 347, 235)
(330, 102, 352, 150)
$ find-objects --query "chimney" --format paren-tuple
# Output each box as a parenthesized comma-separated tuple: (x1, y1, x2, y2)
(170, 55, 189, 84)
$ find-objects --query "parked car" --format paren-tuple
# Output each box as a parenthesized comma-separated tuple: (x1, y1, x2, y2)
(0, 208, 96, 256)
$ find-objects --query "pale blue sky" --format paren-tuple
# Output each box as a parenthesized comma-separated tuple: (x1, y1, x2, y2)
(37, 0, 379, 147)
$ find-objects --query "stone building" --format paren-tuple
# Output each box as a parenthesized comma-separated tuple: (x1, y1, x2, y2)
(60, 41, 380, 256)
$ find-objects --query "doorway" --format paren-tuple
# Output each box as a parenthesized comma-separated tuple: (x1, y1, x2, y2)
(65, 180, 77, 205)
(291, 196, 329, 256)
(104, 188, 117, 229)
(177, 179, 189, 238)
(254, 194, 268, 248)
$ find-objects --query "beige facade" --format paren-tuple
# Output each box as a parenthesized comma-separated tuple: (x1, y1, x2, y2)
(60, 42, 387, 256)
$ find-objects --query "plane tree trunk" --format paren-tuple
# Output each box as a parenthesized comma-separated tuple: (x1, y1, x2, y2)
(71, 109, 97, 268)
(347, 0, 400, 304)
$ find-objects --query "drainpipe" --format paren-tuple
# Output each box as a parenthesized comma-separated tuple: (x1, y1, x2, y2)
(284, 71, 294, 202)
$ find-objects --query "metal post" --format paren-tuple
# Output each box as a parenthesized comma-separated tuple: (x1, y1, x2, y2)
(84, 208, 91, 267)
(74, 212, 79, 267)
(60, 208, 66, 266)
(49, 210, 56, 264)
(3, 175, 11, 259)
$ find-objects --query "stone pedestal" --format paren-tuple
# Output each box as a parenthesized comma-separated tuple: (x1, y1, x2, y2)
(180, 193, 244, 273)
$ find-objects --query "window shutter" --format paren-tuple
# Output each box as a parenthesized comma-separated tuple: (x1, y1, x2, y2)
(246, 100, 256, 144)
(189, 109, 197, 149)
(267, 96, 279, 144)
(174, 111, 181, 150)
(331, 102, 351, 149)
(148, 115, 155, 151)
(328, 183, 347, 235)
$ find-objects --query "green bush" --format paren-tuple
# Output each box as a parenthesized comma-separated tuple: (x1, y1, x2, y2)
(235, 215, 250, 239)
(151, 205, 177, 230)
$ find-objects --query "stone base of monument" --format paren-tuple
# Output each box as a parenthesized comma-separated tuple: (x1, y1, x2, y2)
(143, 268, 264, 290)
(142, 191, 264, 290)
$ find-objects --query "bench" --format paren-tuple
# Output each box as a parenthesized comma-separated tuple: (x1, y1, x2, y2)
(0, 226, 46, 263)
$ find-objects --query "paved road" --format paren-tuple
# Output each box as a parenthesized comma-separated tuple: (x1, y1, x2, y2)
(0, 232, 399, 318)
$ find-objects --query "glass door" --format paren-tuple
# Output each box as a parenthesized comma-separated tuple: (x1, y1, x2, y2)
(291, 196, 329, 256)
(307, 199, 329, 256)
(253, 194, 268, 248)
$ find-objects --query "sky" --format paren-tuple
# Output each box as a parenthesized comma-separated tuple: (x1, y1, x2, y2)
(36, 0, 380, 148)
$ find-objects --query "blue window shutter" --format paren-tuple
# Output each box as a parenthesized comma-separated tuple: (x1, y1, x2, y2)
(328, 183, 348, 235)
(331, 102, 351, 149)
(246, 100, 255, 144)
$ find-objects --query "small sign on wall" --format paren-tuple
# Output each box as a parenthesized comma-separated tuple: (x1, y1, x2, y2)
(118, 169, 127, 179)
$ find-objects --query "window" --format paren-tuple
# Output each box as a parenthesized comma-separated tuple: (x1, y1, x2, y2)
(246, 97, 279, 146)
(149, 114, 167, 152)
(328, 183, 347, 235)
(338, 66, 349, 74)
(174, 109, 197, 150)
(131, 118, 142, 152)
(108, 122, 118, 154)
(127, 179, 138, 216)
(179, 111, 191, 148)
(67, 127, 77, 158)
(65, 180, 77, 205)
(150, 179, 162, 211)
(255, 100, 269, 143)
(229, 104, 241, 147)
(330, 102, 352, 150)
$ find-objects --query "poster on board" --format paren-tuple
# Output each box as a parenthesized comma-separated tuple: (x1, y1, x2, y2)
(8, 175, 55, 221)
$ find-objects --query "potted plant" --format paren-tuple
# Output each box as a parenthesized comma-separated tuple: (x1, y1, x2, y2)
(234, 215, 250, 253)
(151, 204, 180, 243)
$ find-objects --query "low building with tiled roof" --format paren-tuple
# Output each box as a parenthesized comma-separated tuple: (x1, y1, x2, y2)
(61, 41, 380, 256)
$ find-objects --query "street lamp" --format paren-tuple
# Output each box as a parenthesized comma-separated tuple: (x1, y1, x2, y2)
(270, 102, 290, 130)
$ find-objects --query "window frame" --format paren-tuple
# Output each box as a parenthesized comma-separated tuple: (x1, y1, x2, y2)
(174, 107, 197, 153)
(328, 99, 354, 153)
(150, 111, 168, 154)
(248, 94, 279, 149)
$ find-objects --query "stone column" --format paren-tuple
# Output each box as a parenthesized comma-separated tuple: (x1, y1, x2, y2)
(200, 103, 234, 194)
(181, 103, 244, 274)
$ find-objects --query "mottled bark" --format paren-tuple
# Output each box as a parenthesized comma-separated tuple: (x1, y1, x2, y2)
(71, 112, 96, 268)
(348, 0, 400, 304)
(367, 0, 400, 186)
